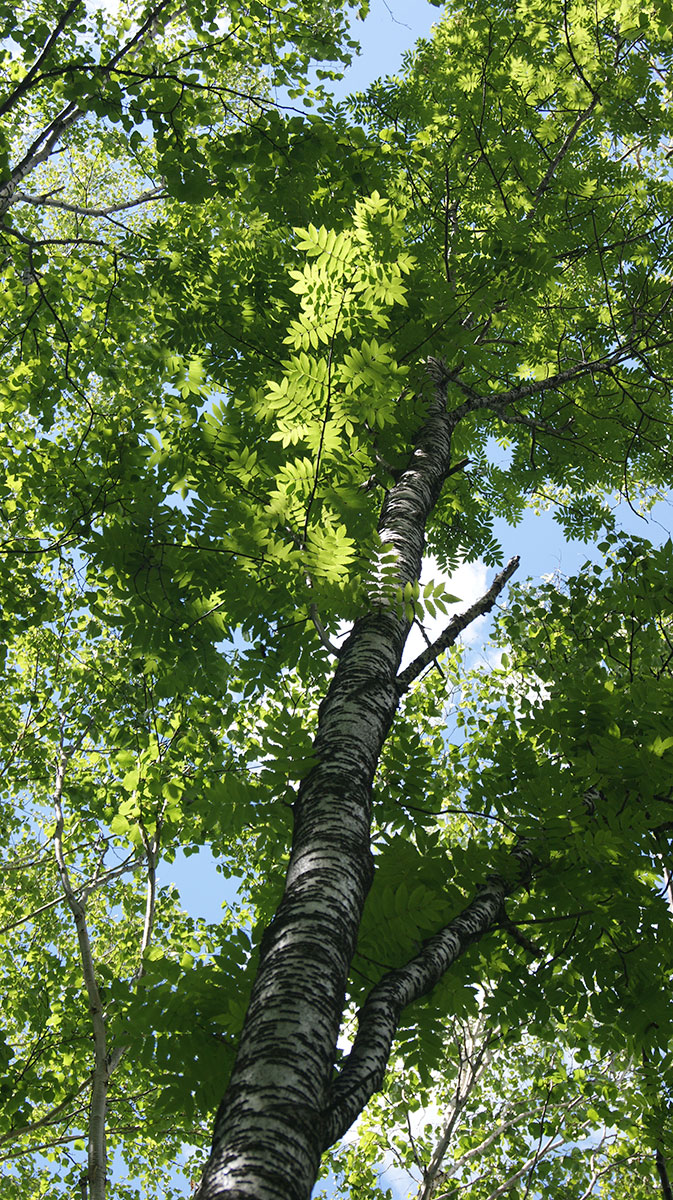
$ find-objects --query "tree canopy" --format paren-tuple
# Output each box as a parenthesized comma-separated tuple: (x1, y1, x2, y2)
(1, 0, 673, 1197)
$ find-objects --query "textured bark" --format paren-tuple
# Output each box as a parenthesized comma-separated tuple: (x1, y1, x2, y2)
(195, 374, 468, 1199)
(322, 847, 534, 1149)
(195, 370, 522, 1199)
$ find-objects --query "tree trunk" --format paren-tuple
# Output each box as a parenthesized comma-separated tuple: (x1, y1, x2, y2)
(195, 373, 465, 1199)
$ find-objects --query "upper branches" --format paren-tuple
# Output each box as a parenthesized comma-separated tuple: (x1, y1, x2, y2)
(0, 0, 84, 122)
(0, 0, 181, 214)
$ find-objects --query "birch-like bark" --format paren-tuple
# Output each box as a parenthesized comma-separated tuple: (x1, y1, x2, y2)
(52, 747, 109, 1200)
(196, 370, 522, 1200)
(662, 862, 673, 915)
(104, 822, 160, 1076)
(322, 846, 534, 1149)
(12, 186, 166, 217)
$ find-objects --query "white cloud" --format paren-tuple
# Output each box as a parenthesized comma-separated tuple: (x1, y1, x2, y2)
(91, 0, 119, 14)
(400, 556, 490, 670)
(377, 1153, 421, 1199)
(332, 554, 495, 669)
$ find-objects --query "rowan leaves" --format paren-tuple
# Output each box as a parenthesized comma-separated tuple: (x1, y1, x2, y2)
(1, 0, 673, 1193)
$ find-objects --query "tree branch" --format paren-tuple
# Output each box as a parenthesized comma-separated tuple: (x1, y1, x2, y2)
(534, 94, 601, 199)
(0, 0, 181, 215)
(656, 1149, 673, 1200)
(309, 604, 341, 656)
(396, 557, 520, 693)
(416, 1023, 494, 1200)
(1, 102, 81, 215)
(107, 821, 161, 1077)
(322, 845, 535, 1148)
(429, 1087, 590, 1197)
(0, 852, 144, 936)
(0, 0, 84, 121)
(10, 186, 166, 217)
(450, 348, 630, 421)
(0, 1073, 94, 1148)
(499, 913, 546, 957)
(477, 1132, 566, 1200)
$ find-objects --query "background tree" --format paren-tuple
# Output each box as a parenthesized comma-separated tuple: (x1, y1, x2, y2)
(2, 0, 673, 1198)
(1, 0, 364, 1195)
(324, 1009, 664, 1198)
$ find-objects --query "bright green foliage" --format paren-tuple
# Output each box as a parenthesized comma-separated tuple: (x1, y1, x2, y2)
(2, 0, 673, 1193)
(452, 538, 673, 1052)
(322, 537, 673, 1195)
(0, 560, 260, 1194)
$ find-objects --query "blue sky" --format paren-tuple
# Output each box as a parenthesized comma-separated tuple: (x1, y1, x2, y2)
(329, 0, 441, 96)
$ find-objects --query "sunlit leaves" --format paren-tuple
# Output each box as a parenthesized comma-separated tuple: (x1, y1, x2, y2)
(2, 0, 673, 1193)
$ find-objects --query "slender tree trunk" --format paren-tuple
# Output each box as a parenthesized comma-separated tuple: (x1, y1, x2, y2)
(53, 746, 109, 1200)
(195, 374, 464, 1199)
(195, 368, 523, 1199)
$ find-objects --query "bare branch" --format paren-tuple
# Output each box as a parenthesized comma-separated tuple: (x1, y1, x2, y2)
(478, 1133, 566, 1200)
(443, 166, 459, 286)
(396, 557, 520, 693)
(451, 347, 635, 421)
(10, 186, 166, 217)
(562, 0, 600, 99)
(0, 850, 144, 936)
(430, 1087, 591, 1198)
(499, 913, 546, 957)
(0, 102, 81, 215)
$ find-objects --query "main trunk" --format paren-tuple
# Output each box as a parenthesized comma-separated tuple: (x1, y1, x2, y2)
(196, 378, 456, 1200)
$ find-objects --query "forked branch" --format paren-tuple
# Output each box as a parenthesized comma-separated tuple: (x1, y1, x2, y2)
(322, 845, 535, 1148)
